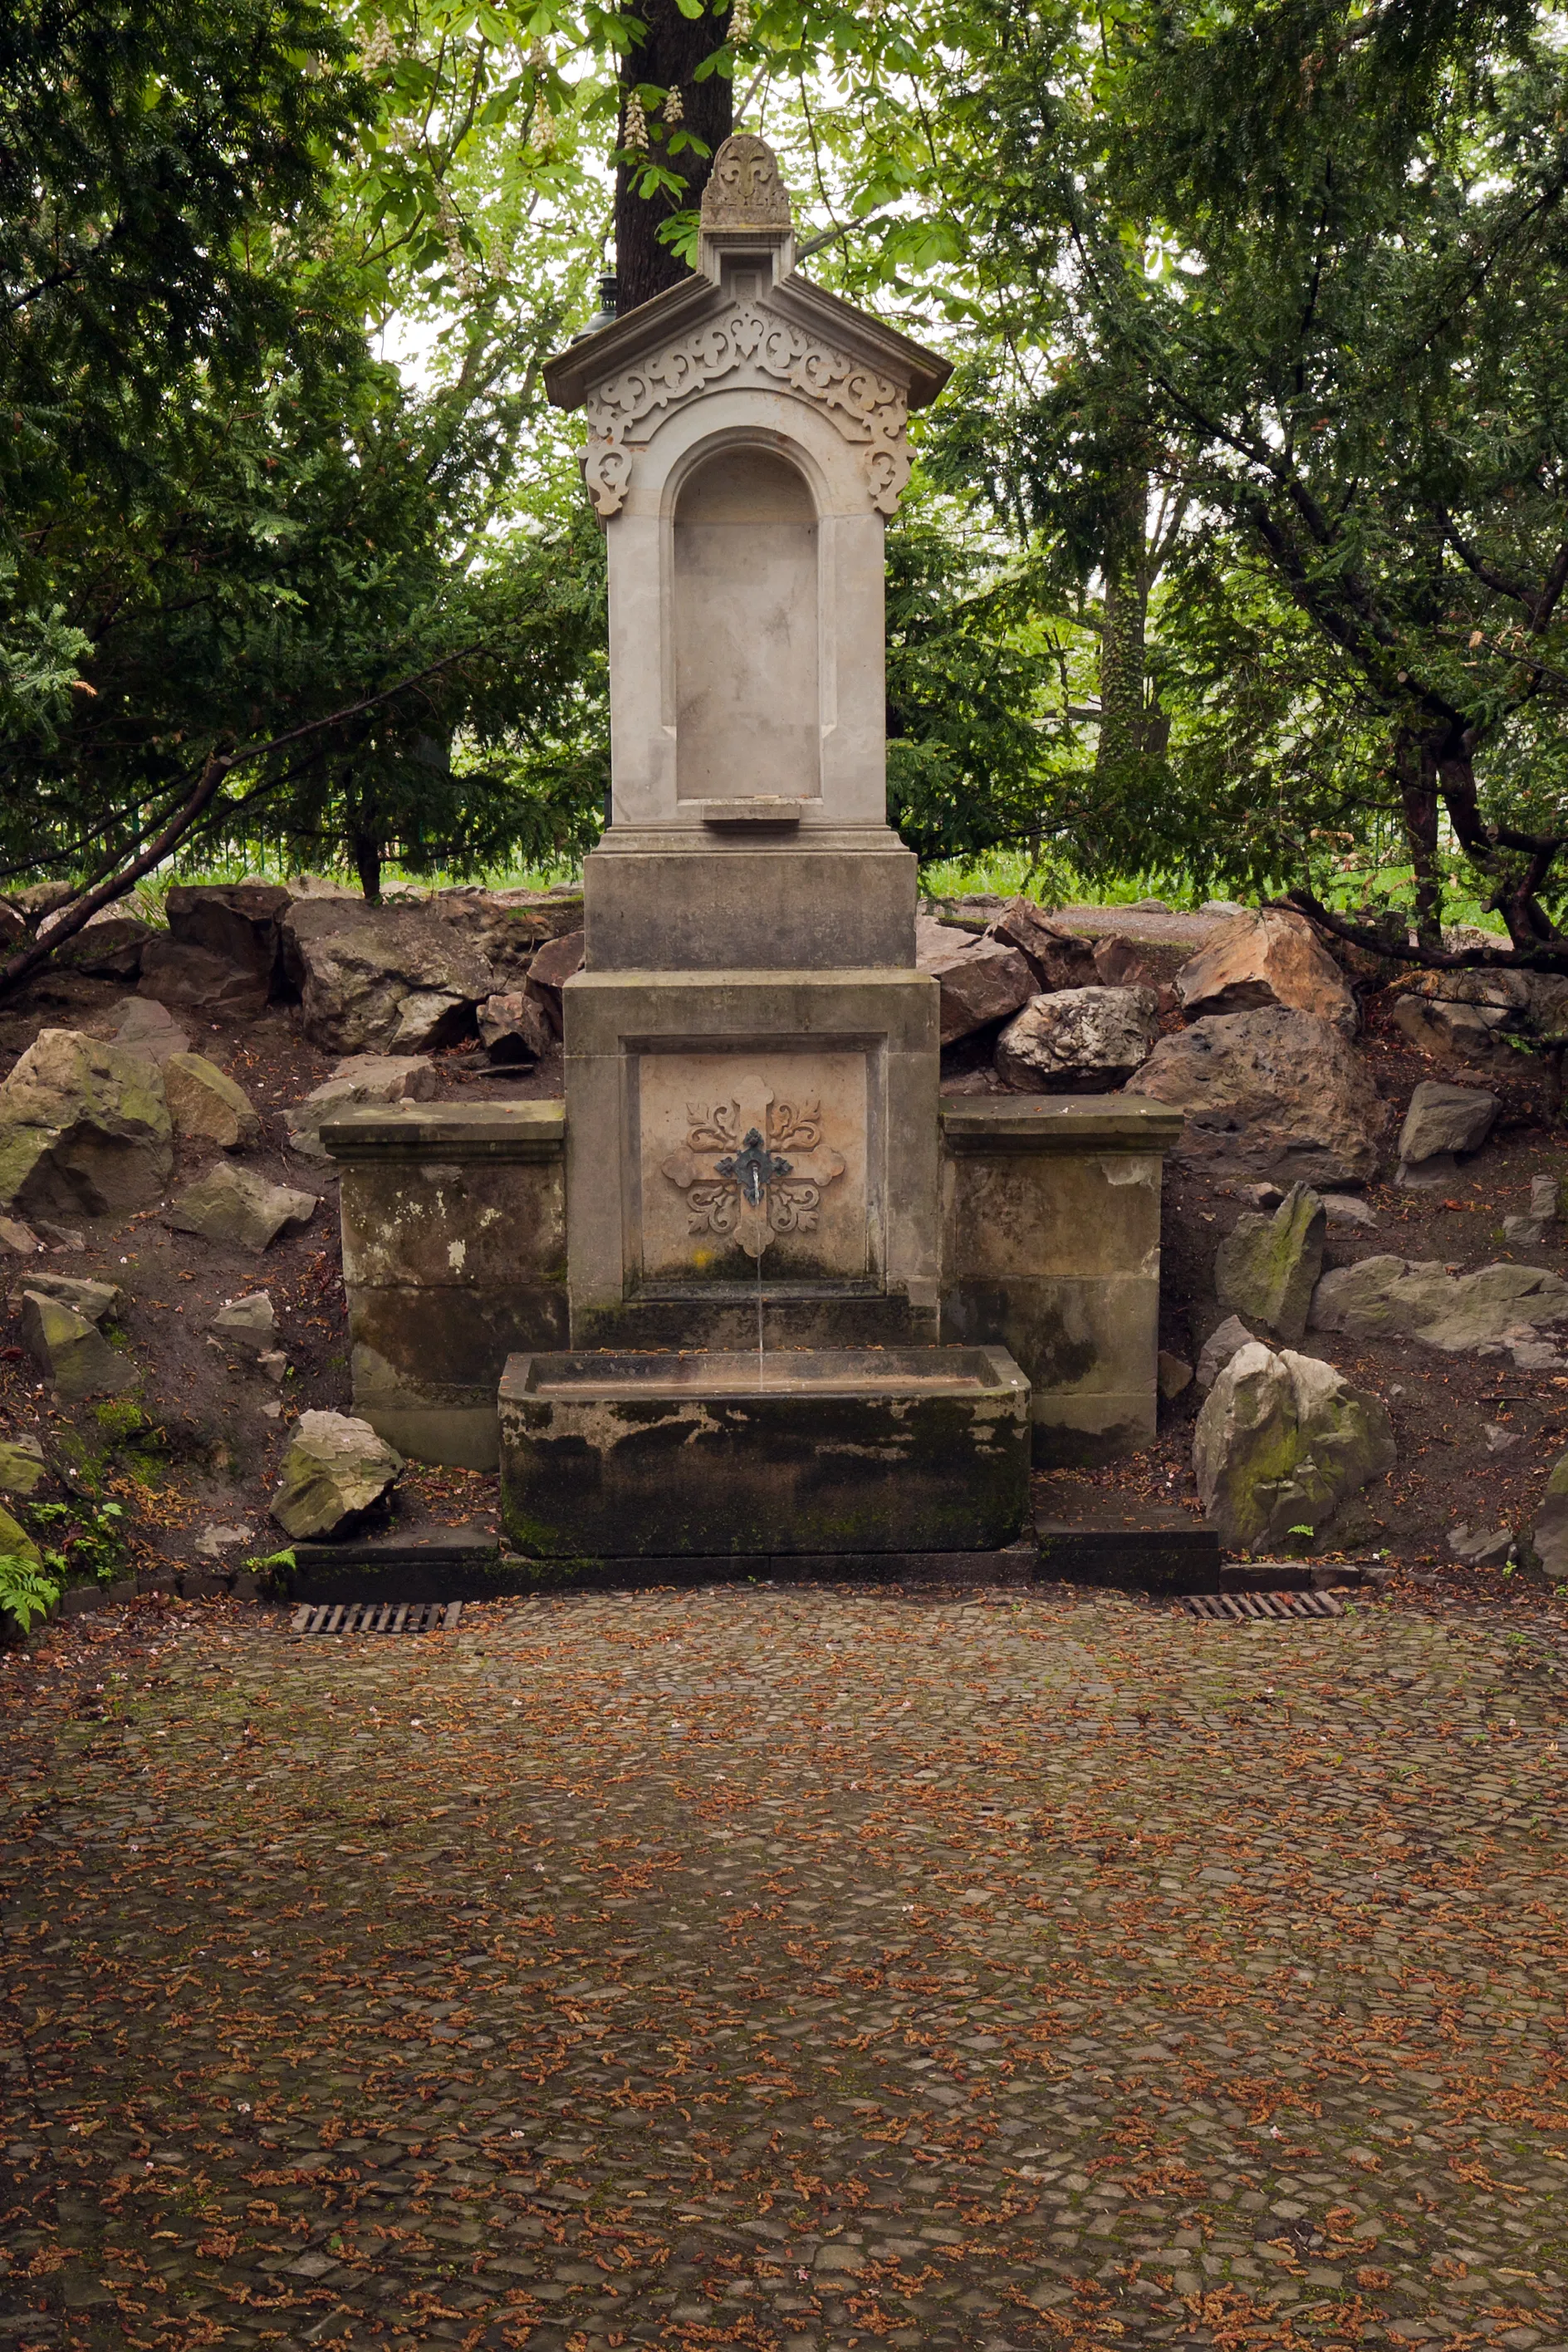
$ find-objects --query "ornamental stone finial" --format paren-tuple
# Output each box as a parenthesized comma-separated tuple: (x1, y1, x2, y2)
(698, 133, 791, 233)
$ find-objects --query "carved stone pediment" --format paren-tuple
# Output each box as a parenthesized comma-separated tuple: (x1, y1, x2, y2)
(582, 301, 910, 519)
(544, 134, 948, 522)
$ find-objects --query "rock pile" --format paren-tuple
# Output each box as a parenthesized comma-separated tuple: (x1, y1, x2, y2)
(106, 877, 587, 1059)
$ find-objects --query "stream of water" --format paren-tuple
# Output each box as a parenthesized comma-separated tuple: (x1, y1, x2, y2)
(755, 1232, 765, 1390)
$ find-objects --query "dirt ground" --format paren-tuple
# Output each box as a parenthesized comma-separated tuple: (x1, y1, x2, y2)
(1, 949, 1566, 1605)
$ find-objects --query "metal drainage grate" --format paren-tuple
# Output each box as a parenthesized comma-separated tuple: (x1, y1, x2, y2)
(1182, 1590, 1346, 1622)
(291, 1600, 463, 1636)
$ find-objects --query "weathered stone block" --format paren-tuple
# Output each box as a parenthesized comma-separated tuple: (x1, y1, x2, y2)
(1194, 1340, 1395, 1554)
(581, 843, 919, 972)
(19, 1291, 136, 1399)
(1308, 1253, 1568, 1350)
(270, 1410, 402, 1540)
(165, 1162, 316, 1253)
(323, 1102, 569, 1468)
(498, 1345, 1031, 1564)
(1396, 1080, 1498, 1184)
(938, 1096, 1182, 1464)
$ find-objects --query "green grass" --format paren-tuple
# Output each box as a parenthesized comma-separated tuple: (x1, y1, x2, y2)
(916, 848, 1218, 912)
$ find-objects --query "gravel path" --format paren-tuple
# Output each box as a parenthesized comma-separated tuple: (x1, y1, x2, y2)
(2, 1585, 1566, 2351)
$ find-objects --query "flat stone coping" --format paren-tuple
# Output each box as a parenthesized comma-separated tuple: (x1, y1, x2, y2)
(506, 1345, 1026, 1404)
(320, 1100, 565, 1164)
(939, 1095, 1183, 1154)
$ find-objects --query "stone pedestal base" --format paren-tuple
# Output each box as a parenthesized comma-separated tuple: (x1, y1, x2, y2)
(583, 830, 917, 970)
(563, 968, 940, 1350)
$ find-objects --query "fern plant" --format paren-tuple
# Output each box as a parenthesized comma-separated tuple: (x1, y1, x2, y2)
(0, 1554, 61, 1634)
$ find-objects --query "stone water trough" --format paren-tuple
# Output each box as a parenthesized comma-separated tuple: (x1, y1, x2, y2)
(497, 1345, 1031, 1570)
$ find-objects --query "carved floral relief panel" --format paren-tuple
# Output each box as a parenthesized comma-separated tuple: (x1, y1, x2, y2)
(638, 1052, 868, 1281)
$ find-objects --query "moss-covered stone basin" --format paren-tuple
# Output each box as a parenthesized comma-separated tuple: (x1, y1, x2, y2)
(498, 1345, 1030, 1564)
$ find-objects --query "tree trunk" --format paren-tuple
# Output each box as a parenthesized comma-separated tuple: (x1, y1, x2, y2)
(615, 0, 733, 313)
(351, 826, 383, 904)
(1394, 725, 1443, 948)
(1095, 479, 1151, 786)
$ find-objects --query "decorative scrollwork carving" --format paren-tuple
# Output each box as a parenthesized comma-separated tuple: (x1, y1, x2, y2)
(582, 304, 910, 519)
(661, 1088, 845, 1262)
(700, 134, 791, 230)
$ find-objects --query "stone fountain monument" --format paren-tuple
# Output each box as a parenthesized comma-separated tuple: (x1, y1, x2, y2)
(321, 135, 1181, 1581)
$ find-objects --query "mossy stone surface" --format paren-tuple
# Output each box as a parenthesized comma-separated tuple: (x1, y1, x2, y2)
(1213, 1183, 1325, 1344)
(498, 1348, 1031, 1565)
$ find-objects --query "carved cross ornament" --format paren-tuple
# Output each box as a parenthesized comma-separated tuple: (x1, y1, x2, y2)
(582, 308, 910, 520)
(661, 1085, 847, 1263)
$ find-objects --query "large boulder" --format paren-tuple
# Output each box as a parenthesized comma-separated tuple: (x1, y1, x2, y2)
(1194, 1339, 1395, 1554)
(165, 1162, 316, 1253)
(1175, 909, 1358, 1035)
(916, 919, 1036, 1045)
(1388, 967, 1568, 1080)
(983, 899, 1099, 993)
(163, 1053, 262, 1150)
(995, 985, 1159, 1091)
(164, 881, 288, 993)
(1195, 1313, 1257, 1394)
(270, 1409, 402, 1539)
(1213, 1183, 1326, 1345)
(1395, 1080, 1497, 1186)
(108, 998, 191, 1066)
(281, 899, 498, 1056)
(138, 936, 268, 1016)
(1530, 1450, 1568, 1580)
(0, 1029, 173, 1218)
(19, 1290, 136, 1401)
(52, 914, 150, 982)
(7, 1272, 123, 1323)
(1389, 992, 1518, 1076)
(478, 992, 554, 1067)
(285, 1054, 438, 1160)
(1309, 1254, 1568, 1351)
(1394, 963, 1568, 1038)
(524, 929, 586, 1038)
(1125, 1007, 1386, 1186)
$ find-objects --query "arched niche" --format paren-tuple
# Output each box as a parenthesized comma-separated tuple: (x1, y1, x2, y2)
(673, 444, 821, 804)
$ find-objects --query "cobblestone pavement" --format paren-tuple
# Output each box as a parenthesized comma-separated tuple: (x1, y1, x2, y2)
(2, 1585, 1566, 2352)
